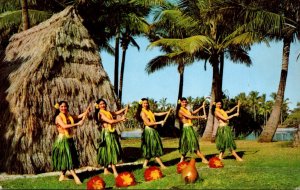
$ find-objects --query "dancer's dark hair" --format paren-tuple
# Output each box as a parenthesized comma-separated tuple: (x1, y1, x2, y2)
(212, 99, 222, 116)
(94, 98, 107, 125)
(176, 97, 187, 118)
(135, 98, 149, 122)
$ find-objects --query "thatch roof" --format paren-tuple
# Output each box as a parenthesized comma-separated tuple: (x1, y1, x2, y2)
(0, 6, 119, 174)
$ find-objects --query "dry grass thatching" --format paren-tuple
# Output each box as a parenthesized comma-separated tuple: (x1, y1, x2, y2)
(0, 6, 119, 174)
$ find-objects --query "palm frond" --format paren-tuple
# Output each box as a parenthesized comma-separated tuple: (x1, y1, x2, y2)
(226, 46, 252, 66)
(0, 10, 22, 31)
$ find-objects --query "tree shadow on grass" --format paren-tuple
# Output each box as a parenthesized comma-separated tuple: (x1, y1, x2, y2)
(222, 151, 246, 160)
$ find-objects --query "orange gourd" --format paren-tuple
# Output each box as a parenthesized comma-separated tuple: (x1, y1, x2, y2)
(176, 161, 189, 174)
(208, 157, 224, 168)
(115, 172, 136, 187)
(181, 158, 198, 183)
(144, 166, 163, 181)
(86, 176, 105, 190)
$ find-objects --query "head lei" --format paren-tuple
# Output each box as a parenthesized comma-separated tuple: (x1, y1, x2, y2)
(139, 99, 143, 105)
(54, 103, 59, 109)
(94, 103, 99, 109)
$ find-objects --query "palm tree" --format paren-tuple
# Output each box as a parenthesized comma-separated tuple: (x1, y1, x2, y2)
(118, 13, 150, 104)
(248, 91, 260, 121)
(0, 0, 52, 51)
(21, 0, 30, 30)
(258, 0, 300, 142)
(149, 0, 279, 141)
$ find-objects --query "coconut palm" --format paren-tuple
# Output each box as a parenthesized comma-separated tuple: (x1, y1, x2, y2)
(118, 14, 150, 104)
(258, 0, 300, 142)
(0, 0, 53, 51)
(149, 0, 283, 141)
(146, 1, 197, 101)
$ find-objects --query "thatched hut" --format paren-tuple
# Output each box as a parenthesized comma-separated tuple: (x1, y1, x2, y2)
(0, 6, 119, 174)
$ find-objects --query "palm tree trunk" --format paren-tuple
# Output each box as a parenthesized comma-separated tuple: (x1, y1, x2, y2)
(219, 53, 224, 91)
(258, 37, 291, 142)
(202, 60, 221, 141)
(293, 126, 300, 147)
(21, 0, 30, 30)
(177, 67, 184, 100)
(114, 26, 120, 97)
(118, 46, 127, 105)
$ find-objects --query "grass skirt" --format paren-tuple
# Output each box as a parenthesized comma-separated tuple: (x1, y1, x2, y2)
(52, 134, 79, 171)
(216, 125, 237, 152)
(141, 126, 163, 159)
(179, 124, 200, 155)
(97, 128, 123, 167)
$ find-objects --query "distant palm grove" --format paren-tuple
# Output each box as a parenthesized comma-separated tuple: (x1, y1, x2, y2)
(0, 0, 299, 145)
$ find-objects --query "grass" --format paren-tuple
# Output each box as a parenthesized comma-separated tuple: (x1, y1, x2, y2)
(1, 138, 300, 189)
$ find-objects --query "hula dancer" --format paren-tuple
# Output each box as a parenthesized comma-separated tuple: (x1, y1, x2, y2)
(94, 98, 127, 177)
(52, 101, 90, 184)
(135, 98, 170, 169)
(177, 97, 208, 163)
(213, 100, 243, 161)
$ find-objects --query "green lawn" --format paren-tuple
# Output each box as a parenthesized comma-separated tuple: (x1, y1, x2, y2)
(1, 138, 300, 189)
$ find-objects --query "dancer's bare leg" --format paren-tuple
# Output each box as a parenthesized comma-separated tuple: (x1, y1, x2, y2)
(70, 170, 82, 185)
(143, 159, 149, 168)
(231, 150, 243, 161)
(59, 170, 67, 181)
(180, 155, 185, 163)
(155, 157, 167, 169)
(196, 150, 208, 164)
(104, 167, 112, 175)
(218, 152, 224, 160)
(111, 164, 118, 178)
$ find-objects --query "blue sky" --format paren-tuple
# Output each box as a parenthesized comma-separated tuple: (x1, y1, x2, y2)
(100, 38, 300, 110)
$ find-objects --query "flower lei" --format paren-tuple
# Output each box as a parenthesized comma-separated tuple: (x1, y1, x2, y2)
(59, 113, 74, 125)
(215, 108, 228, 118)
(59, 112, 74, 138)
(100, 109, 115, 132)
(179, 107, 192, 124)
(142, 108, 155, 124)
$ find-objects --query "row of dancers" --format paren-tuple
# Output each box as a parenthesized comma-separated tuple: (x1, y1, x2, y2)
(52, 97, 243, 184)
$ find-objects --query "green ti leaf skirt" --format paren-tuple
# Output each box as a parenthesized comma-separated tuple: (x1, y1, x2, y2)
(97, 128, 123, 167)
(216, 125, 237, 152)
(141, 126, 164, 159)
(178, 124, 200, 155)
(52, 134, 79, 171)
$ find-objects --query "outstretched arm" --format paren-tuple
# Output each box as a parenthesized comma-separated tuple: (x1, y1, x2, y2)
(179, 109, 204, 120)
(154, 111, 169, 116)
(56, 115, 84, 129)
(77, 105, 91, 119)
(215, 110, 238, 122)
(100, 112, 125, 124)
(141, 112, 163, 126)
(113, 105, 129, 115)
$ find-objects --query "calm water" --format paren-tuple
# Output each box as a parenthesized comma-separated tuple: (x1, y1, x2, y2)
(122, 128, 298, 141)
(246, 128, 297, 141)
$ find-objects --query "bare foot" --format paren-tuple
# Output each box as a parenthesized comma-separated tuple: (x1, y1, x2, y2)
(143, 165, 149, 169)
(59, 175, 69, 181)
(161, 165, 167, 170)
(74, 177, 82, 185)
(114, 172, 118, 178)
(202, 159, 209, 164)
(104, 170, 112, 175)
(236, 157, 243, 162)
